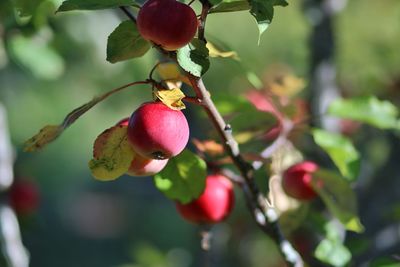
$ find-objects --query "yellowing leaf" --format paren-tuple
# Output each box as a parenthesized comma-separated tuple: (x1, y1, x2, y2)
(24, 125, 63, 152)
(89, 125, 135, 181)
(156, 62, 191, 89)
(269, 74, 305, 97)
(155, 88, 186, 110)
(345, 217, 365, 233)
(206, 42, 240, 60)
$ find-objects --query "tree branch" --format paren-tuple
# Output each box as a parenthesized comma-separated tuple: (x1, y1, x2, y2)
(120, 5, 304, 267)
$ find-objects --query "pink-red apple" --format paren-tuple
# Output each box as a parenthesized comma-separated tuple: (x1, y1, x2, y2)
(282, 161, 319, 201)
(127, 102, 190, 159)
(126, 153, 168, 177)
(176, 174, 235, 224)
(137, 0, 198, 51)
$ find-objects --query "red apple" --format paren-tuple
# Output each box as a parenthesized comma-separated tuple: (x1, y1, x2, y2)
(126, 153, 168, 177)
(176, 174, 235, 224)
(116, 117, 129, 127)
(114, 116, 168, 176)
(137, 0, 198, 51)
(282, 161, 319, 201)
(127, 102, 190, 159)
(9, 179, 40, 215)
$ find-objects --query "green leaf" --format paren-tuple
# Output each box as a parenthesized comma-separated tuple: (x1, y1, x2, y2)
(106, 20, 151, 63)
(209, 0, 250, 13)
(328, 96, 399, 130)
(249, 0, 288, 43)
(12, 0, 45, 17)
(315, 221, 352, 267)
(8, 34, 65, 80)
(249, 0, 273, 43)
(208, 0, 223, 5)
(154, 150, 207, 204)
(57, 0, 135, 12)
(311, 169, 364, 233)
(370, 256, 400, 267)
(312, 129, 360, 181)
(177, 38, 209, 77)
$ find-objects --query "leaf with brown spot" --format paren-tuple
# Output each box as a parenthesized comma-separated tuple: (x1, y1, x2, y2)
(24, 125, 63, 152)
(89, 125, 135, 181)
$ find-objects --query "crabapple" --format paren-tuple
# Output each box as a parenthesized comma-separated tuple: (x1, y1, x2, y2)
(126, 153, 168, 177)
(9, 179, 40, 215)
(127, 102, 190, 160)
(137, 0, 198, 51)
(282, 161, 319, 201)
(114, 117, 168, 176)
(176, 174, 235, 224)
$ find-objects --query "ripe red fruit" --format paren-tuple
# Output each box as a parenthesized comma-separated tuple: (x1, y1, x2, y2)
(137, 0, 198, 51)
(176, 174, 235, 224)
(114, 117, 168, 176)
(9, 179, 40, 215)
(127, 102, 190, 160)
(282, 161, 319, 201)
(126, 153, 168, 177)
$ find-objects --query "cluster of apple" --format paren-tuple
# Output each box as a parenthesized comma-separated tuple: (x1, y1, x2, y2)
(130, 0, 236, 225)
(113, 0, 319, 226)
(115, 101, 235, 225)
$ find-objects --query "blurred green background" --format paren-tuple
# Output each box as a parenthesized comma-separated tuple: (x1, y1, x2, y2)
(1, 0, 400, 266)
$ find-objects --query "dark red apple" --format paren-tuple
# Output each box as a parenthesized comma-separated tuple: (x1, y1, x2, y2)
(176, 174, 235, 224)
(137, 0, 198, 51)
(9, 179, 40, 215)
(127, 102, 190, 159)
(282, 161, 319, 201)
(126, 153, 168, 177)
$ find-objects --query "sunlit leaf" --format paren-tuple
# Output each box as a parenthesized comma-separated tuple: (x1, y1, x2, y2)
(312, 129, 360, 181)
(89, 125, 135, 181)
(209, 0, 250, 13)
(311, 169, 364, 233)
(57, 0, 135, 12)
(206, 42, 240, 60)
(156, 62, 191, 88)
(154, 150, 207, 203)
(315, 221, 352, 267)
(269, 74, 305, 97)
(107, 20, 151, 63)
(177, 39, 209, 77)
(328, 96, 399, 130)
(155, 88, 186, 110)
